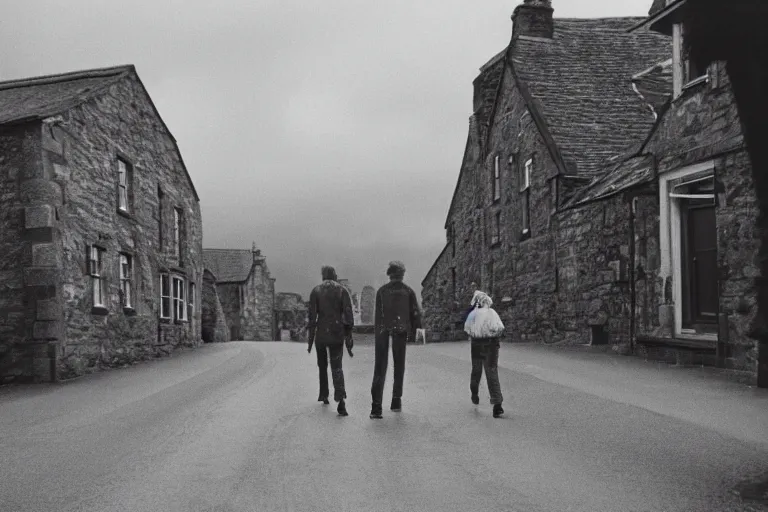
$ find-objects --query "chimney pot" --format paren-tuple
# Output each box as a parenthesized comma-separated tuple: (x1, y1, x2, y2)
(513, 0, 554, 39)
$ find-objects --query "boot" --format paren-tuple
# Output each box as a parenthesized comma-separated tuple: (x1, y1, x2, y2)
(493, 404, 504, 418)
(370, 406, 383, 419)
(390, 397, 401, 412)
(471, 394, 479, 405)
(337, 400, 348, 416)
(318, 394, 329, 405)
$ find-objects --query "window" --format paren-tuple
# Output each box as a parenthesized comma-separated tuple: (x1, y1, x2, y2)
(173, 275, 187, 321)
(520, 158, 532, 235)
(173, 207, 183, 261)
(188, 281, 196, 317)
(117, 158, 132, 213)
(492, 155, 501, 202)
(491, 211, 500, 246)
(486, 261, 494, 298)
(89, 246, 106, 308)
(160, 274, 171, 319)
(119, 253, 133, 309)
(681, 23, 708, 86)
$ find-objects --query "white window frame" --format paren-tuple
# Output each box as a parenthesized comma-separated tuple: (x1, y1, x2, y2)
(173, 275, 187, 321)
(89, 246, 106, 308)
(117, 158, 130, 212)
(160, 273, 171, 319)
(673, 22, 709, 98)
(493, 155, 501, 202)
(520, 158, 532, 235)
(658, 160, 717, 340)
(119, 253, 133, 309)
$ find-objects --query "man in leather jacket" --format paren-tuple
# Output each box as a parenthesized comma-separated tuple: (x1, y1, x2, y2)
(307, 265, 355, 416)
(369, 261, 422, 419)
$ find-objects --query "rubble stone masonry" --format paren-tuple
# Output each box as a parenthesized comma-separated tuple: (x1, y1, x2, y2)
(0, 73, 203, 382)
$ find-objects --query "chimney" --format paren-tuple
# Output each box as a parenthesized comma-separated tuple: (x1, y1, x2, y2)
(512, 0, 554, 39)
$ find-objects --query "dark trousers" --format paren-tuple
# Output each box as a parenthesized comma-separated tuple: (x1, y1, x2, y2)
(316, 344, 346, 402)
(470, 339, 503, 405)
(371, 330, 407, 411)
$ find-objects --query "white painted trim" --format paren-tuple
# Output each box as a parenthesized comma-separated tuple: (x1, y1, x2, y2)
(682, 74, 709, 91)
(658, 160, 716, 337)
(672, 24, 683, 98)
(668, 193, 715, 199)
(631, 58, 673, 81)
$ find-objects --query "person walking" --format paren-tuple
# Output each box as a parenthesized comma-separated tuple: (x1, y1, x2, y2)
(307, 265, 355, 416)
(463, 290, 505, 418)
(370, 261, 422, 419)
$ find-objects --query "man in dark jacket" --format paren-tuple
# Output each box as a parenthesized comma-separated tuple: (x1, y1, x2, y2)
(307, 265, 355, 416)
(370, 261, 422, 419)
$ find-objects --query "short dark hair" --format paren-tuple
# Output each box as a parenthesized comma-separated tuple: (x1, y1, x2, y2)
(321, 266, 337, 281)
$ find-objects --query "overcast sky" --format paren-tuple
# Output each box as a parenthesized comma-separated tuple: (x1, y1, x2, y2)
(1, 0, 653, 298)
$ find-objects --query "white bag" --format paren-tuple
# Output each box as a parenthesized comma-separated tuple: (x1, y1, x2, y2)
(464, 306, 505, 339)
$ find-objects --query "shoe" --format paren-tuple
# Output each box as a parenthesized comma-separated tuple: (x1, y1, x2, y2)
(337, 400, 348, 416)
(370, 409, 383, 419)
(318, 395, 329, 405)
(471, 394, 479, 405)
(390, 397, 401, 412)
(493, 404, 504, 418)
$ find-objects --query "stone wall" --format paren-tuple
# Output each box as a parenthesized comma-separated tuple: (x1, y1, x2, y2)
(0, 124, 48, 382)
(360, 285, 375, 324)
(423, 53, 761, 380)
(275, 292, 308, 341)
(216, 282, 242, 340)
(202, 269, 228, 343)
(51, 74, 203, 380)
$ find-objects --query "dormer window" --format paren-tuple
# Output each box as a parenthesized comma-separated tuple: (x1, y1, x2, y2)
(674, 21, 709, 96)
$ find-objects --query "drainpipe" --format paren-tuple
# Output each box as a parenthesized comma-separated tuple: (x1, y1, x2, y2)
(629, 195, 638, 354)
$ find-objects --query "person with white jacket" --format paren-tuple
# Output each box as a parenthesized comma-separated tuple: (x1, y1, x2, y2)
(462, 290, 505, 418)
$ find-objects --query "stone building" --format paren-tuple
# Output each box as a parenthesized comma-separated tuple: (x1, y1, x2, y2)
(0, 65, 203, 382)
(423, 0, 763, 379)
(360, 285, 375, 325)
(201, 269, 229, 343)
(203, 245, 275, 341)
(275, 292, 308, 341)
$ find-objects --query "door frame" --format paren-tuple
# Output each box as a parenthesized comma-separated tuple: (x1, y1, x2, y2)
(659, 160, 718, 339)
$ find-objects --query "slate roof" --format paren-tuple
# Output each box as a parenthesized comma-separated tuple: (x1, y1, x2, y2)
(563, 153, 656, 209)
(509, 17, 672, 177)
(0, 65, 133, 126)
(0, 64, 200, 201)
(203, 249, 255, 283)
(649, 0, 666, 16)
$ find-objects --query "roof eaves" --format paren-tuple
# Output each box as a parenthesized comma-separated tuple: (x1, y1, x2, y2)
(444, 118, 475, 229)
(421, 242, 451, 287)
(506, 52, 571, 176)
(128, 69, 200, 202)
(0, 64, 135, 91)
(628, 0, 687, 33)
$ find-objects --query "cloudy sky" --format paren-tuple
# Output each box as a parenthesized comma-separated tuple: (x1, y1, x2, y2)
(1, 0, 653, 298)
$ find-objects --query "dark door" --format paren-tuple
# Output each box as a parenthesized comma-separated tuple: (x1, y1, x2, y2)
(682, 201, 718, 329)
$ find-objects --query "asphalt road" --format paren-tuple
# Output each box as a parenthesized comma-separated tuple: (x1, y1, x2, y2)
(2, 341, 768, 512)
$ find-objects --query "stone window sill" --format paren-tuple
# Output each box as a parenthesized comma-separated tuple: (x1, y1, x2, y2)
(174, 319, 189, 325)
(91, 306, 109, 316)
(123, 307, 137, 316)
(159, 317, 172, 324)
(117, 208, 133, 220)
